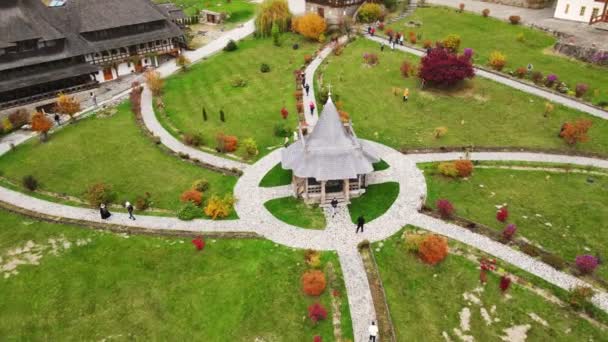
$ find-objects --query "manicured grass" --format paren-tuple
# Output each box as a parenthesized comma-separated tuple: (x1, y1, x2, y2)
(391, 7, 608, 105)
(0, 103, 235, 211)
(264, 196, 326, 229)
(423, 163, 608, 280)
(320, 38, 608, 155)
(0, 209, 352, 340)
(348, 182, 399, 224)
(154, 0, 256, 20)
(373, 228, 608, 341)
(260, 162, 293, 187)
(373, 159, 390, 171)
(160, 35, 319, 160)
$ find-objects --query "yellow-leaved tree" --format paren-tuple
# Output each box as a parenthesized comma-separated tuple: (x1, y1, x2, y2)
(293, 13, 326, 42)
(55, 94, 81, 121)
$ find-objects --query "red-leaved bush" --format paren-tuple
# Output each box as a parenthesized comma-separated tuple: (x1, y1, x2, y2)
(313, 336, 322, 342)
(418, 234, 449, 265)
(454, 159, 473, 177)
(302, 270, 327, 296)
(500, 276, 512, 293)
(308, 303, 328, 323)
(418, 46, 474, 87)
(560, 119, 592, 145)
(575, 255, 599, 274)
(496, 207, 508, 222)
(281, 107, 289, 119)
(436, 199, 455, 219)
(192, 237, 205, 251)
(180, 189, 203, 206)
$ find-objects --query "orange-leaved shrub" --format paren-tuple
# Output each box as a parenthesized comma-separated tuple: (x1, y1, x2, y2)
(302, 269, 327, 296)
(560, 119, 592, 145)
(454, 159, 473, 177)
(418, 234, 449, 265)
(204, 194, 235, 219)
(180, 189, 203, 205)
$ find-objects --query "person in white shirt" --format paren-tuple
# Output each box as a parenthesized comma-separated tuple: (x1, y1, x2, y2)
(369, 321, 378, 341)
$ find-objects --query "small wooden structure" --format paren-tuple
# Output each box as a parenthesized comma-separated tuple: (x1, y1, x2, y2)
(199, 10, 227, 25)
(281, 95, 380, 204)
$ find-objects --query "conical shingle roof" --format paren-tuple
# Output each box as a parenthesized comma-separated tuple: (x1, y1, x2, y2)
(281, 97, 380, 181)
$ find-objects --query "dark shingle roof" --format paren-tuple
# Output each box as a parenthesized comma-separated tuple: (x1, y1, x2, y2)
(0, 62, 99, 92)
(157, 3, 187, 20)
(67, 0, 169, 33)
(0, 0, 65, 43)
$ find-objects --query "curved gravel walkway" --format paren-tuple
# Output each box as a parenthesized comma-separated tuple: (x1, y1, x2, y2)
(364, 34, 608, 120)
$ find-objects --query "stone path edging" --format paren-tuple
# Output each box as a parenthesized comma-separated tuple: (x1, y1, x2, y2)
(364, 34, 608, 120)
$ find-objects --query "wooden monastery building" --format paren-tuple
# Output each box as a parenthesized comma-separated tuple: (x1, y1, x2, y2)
(0, 0, 184, 111)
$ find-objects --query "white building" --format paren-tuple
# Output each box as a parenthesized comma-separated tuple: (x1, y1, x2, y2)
(554, 0, 608, 24)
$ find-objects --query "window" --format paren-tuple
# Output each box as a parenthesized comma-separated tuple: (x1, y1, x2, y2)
(580, 6, 586, 16)
(111, 49, 118, 55)
(592, 7, 599, 17)
(565, 4, 570, 14)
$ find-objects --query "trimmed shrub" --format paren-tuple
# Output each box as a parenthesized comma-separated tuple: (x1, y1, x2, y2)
(22, 175, 38, 191)
(180, 189, 203, 206)
(242, 137, 259, 159)
(85, 183, 116, 207)
(542, 253, 566, 270)
(418, 47, 474, 87)
(400, 60, 413, 78)
(135, 192, 152, 211)
(502, 224, 517, 241)
(436, 199, 455, 219)
(458, 3, 465, 12)
(304, 54, 313, 64)
(192, 179, 210, 192)
(568, 286, 595, 311)
(463, 48, 473, 60)
(442, 34, 461, 51)
(260, 63, 271, 73)
(489, 51, 507, 71)
(575, 83, 589, 98)
(216, 133, 238, 153)
(293, 13, 327, 41)
(304, 249, 322, 268)
(8, 109, 30, 128)
(192, 237, 205, 250)
(177, 202, 203, 220)
(496, 206, 508, 222)
(363, 53, 379, 66)
(520, 244, 541, 257)
(516, 32, 525, 43)
(404, 232, 425, 253)
(454, 159, 473, 177)
(302, 270, 327, 296)
(224, 40, 238, 51)
(418, 234, 449, 265)
(281, 106, 289, 119)
(515, 67, 527, 78)
(357, 3, 382, 23)
(575, 255, 599, 274)
(433, 126, 448, 139)
(204, 194, 235, 219)
(560, 119, 592, 145)
(499, 276, 511, 293)
(545, 74, 558, 88)
(274, 122, 291, 137)
(145, 71, 164, 96)
(308, 302, 328, 323)
(183, 132, 204, 147)
(438, 162, 459, 177)
(508, 15, 521, 24)
(531, 71, 543, 84)
(482, 8, 490, 17)
(423, 40, 433, 49)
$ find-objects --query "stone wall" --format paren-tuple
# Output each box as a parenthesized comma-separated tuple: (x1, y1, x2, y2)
(554, 41, 608, 65)
(481, 0, 553, 9)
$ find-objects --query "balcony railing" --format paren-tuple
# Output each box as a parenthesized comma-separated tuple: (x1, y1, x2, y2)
(0, 81, 98, 110)
(590, 13, 608, 24)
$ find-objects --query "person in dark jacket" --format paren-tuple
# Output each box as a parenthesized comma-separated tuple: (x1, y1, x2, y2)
(305, 84, 310, 96)
(125, 201, 135, 220)
(100, 204, 111, 220)
(356, 215, 365, 233)
(330, 198, 338, 217)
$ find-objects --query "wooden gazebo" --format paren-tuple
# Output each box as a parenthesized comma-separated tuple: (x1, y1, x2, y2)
(281, 95, 380, 204)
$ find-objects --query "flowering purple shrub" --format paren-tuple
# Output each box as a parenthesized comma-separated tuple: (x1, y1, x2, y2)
(463, 48, 474, 59)
(576, 255, 599, 274)
(575, 83, 589, 98)
(590, 51, 608, 65)
(502, 224, 517, 241)
(545, 74, 558, 87)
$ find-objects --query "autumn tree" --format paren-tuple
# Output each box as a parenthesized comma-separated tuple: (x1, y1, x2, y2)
(293, 13, 327, 41)
(560, 119, 592, 145)
(145, 70, 164, 96)
(255, 0, 292, 37)
(30, 112, 53, 142)
(418, 234, 449, 265)
(54, 94, 81, 121)
(176, 54, 191, 71)
(418, 47, 474, 87)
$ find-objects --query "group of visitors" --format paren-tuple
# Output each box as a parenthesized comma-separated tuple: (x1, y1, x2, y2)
(329, 197, 366, 233)
(99, 201, 136, 220)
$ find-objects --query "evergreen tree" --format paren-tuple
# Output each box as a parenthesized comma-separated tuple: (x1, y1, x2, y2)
(220, 109, 225, 122)
(203, 107, 208, 121)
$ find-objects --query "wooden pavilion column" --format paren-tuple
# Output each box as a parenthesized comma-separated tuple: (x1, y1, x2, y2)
(304, 178, 309, 199)
(344, 179, 350, 201)
(321, 181, 326, 203)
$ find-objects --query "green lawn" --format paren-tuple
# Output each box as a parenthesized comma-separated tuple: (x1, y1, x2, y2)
(373, 159, 390, 171)
(423, 163, 608, 280)
(390, 7, 608, 105)
(0, 209, 352, 340)
(154, 0, 256, 20)
(264, 196, 326, 229)
(348, 182, 399, 224)
(260, 162, 293, 187)
(0, 103, 235, 212)
(320, 38, 608, 155)
(373, 228, 608, 341)
(160, 35, 319, 160)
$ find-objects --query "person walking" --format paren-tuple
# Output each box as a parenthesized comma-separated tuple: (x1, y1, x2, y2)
(54, 113, 61, 126)
(400, 34, 404, 46)
(356, 215, 365, 233)
(367, 26, 372, 35)
(403, 88, 409, 102)
(368, 321, 378, 342)
(305, 84, 310, 96)
(100, 204, 111, 220)
(388, 34, 392, 45)
(125, 201, 136, 220)
(380, 42, 384, 52)
(90, 92, 98, 107)
(371, 27, 375, 37)
(330, 198, 338, 218)
(309, 101, 315, 115)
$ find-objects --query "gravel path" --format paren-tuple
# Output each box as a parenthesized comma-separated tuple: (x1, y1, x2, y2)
(364, 34, 608, 120)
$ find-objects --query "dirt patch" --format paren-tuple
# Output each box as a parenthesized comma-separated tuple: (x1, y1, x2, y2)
(422, 82, 488, 102)
(501, 324, 531, 342)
